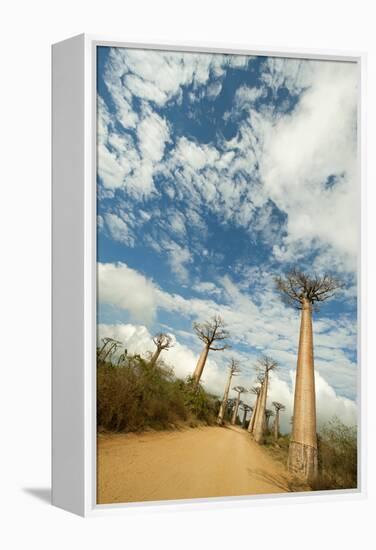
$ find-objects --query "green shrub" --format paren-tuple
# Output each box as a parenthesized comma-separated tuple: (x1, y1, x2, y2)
(312, 417, 357, 490)
(97, 356, 218, 433)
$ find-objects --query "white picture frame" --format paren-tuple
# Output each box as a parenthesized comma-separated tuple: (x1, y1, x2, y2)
(52, 34, 366, 517)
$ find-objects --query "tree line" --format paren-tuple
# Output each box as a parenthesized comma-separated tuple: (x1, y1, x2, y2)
(98, 269, 355, 487)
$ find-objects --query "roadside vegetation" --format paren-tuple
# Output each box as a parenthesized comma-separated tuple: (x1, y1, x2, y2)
(262, 417, 357, 491)
(97, 354, 220, 433)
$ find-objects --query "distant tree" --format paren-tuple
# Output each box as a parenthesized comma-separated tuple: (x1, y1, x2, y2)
(276, 269, 341, 481)
(150, 333, 173, 366)
(264, 409, 274, 434)
(192, 315, 230, 384)
(253, 356, 278, 444)
(247, 383, 262, 434)
(217, 359, 241, 425)
(226, 398, 237, 421)
(240, 403, 252, 429)
(231, 386, 247, 425)
(272, 401, 286, 441)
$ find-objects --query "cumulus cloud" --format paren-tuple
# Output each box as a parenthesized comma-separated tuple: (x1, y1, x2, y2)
(104, 213, 135, 246)
(97, 263, 157, 324)
(258, 60, 359, 272)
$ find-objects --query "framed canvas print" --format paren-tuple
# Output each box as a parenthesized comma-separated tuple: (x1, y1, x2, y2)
(52, 35, 365, 516)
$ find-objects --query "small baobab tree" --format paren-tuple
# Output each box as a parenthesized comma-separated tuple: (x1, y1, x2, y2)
(192, 315, 230, 384)
(217, 359, 241, 425)
(226, 398, 236, 421)
(272, 401, 286, 442)
(240, 403, 252, 429)
(276, 268, 341, 481)
(247, 382, 263, 434)
(150, 332, 173, 366)
(253, 356, 278, 444)
(231, 386, 247, 425)
(264, 409, 274, 434)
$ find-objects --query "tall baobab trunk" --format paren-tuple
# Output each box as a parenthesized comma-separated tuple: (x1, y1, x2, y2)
(253, 373, 268, 444)
(231, 395, 241, 425)
(248, 390, 261, 433)
(217, 367, 233, 425)
(150, 347, 162, 366)
(288, 298, 318, 481)
(193, 344, 209, 384)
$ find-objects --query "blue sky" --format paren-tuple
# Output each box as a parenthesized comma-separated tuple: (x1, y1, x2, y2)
(96, 46, 358, 431)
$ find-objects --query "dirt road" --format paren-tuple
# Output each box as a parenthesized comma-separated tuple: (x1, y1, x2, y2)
(97, 425, 293, 504)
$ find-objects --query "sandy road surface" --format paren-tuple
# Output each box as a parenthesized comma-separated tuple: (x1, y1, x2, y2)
(97, 425, 293, 504)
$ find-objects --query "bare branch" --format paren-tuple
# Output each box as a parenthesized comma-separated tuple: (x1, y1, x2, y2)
(256, 355, 278, 375)
(228, 359, 241, 376)
(233, 385, 247, 395)
(275, 268, 342, 310)
(193, 315, 231, 347)
(152, 332, 174, 351)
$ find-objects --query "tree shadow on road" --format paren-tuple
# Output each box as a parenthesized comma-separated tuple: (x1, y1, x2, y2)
(247, 468, 309, 493)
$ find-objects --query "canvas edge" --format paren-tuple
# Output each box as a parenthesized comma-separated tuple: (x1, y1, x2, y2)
(52, 33, 367, 517)
(52, 33, 86, 516)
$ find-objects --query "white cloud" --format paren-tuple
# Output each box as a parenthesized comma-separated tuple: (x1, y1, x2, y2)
(162, 240, 192, 283)
(234, 84, 264, 107)
(193, 281, 222, 297)
(104, 213, 134, 246)
(258, 60, 358, 272)
(98, 263, 157, 324)
(137, 110, 170, 163)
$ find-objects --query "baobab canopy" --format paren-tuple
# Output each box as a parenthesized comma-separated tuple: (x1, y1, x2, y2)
(275, 269, 342, 310)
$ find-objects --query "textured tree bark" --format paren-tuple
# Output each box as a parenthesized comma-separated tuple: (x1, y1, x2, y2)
(193, 345, 210, 384)
(217, 368, 233, 425)
(248, 392, 260, 433)
(288, 298, 318, 481)
(231, 395, 240, 425)
(253, 375, 268, 444)
(150, 347, 161, 366)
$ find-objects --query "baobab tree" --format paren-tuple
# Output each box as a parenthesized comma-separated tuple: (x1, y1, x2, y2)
(98, 337, 122, 363)
(272, 401, 286, 442)
(150, 332, 173, 366)
(192, 315, 230, 384)
(253, 356, 278, 444)
(247, 383, 262, 434)
(226, 398, 236, 421)
(264, 409, 274, 434)
(231, 386, 247, 425)
(276, 268, 341, 481)
(217, 359, 241, 425)
(240, 403, 252, 429)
